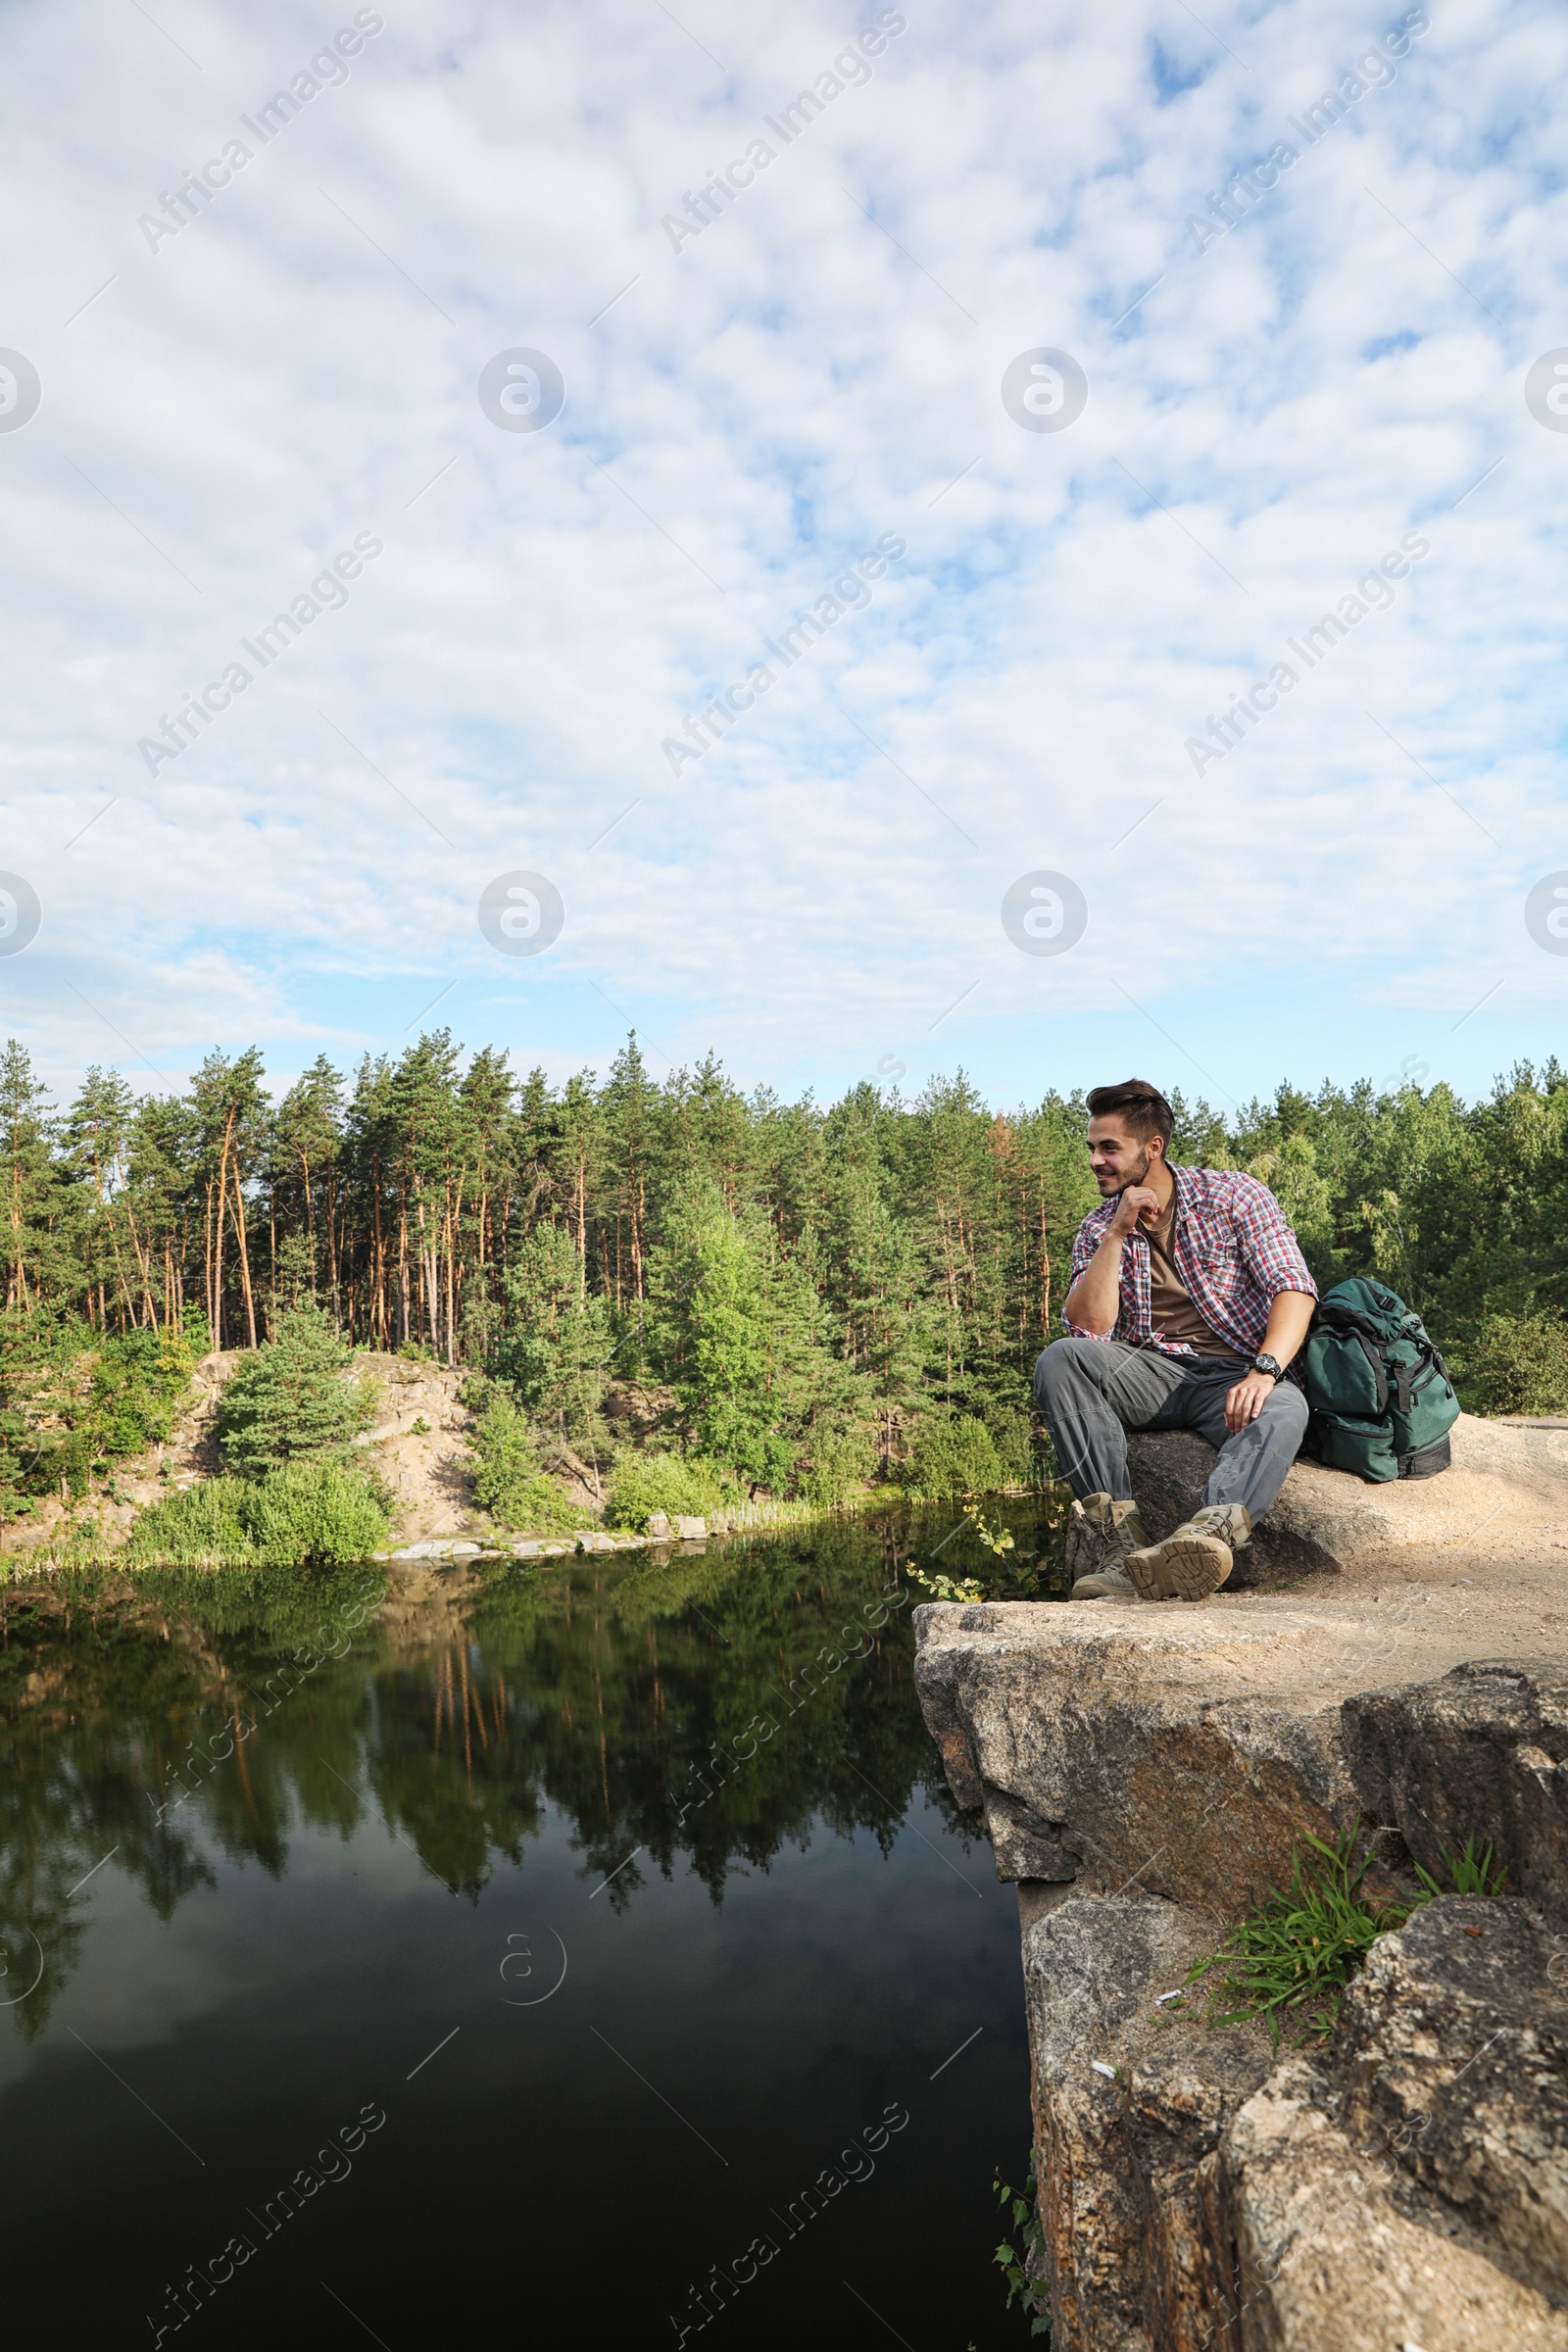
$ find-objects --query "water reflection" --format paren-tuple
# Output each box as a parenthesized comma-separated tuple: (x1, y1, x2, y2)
(0, 1511, 993, 2035)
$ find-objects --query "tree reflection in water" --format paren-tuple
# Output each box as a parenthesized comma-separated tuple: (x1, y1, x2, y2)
(0, 1508, 997, 2035)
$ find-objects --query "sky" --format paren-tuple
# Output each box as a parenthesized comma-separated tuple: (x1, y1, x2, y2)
(1, 0, 1565, 1121)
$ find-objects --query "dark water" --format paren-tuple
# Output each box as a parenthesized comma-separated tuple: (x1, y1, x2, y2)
(0, 1511, 1039, 2349)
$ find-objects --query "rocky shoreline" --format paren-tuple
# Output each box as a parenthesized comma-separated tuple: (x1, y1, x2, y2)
(376, 1510, 722, 1563)
(914, 1433, 1568, 2351)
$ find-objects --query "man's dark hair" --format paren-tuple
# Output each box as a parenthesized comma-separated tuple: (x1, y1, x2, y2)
(1085, 1079, 1174, 1148)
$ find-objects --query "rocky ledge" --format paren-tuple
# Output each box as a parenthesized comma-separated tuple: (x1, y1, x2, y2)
(1129, 1408, 1568, 1585)
(915, 1597, 1568, 2349)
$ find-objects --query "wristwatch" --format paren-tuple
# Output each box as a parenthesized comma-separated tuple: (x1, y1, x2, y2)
(1252, 1352, 1284, 1382)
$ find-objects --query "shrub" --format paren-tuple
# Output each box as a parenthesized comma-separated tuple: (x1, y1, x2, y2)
(125, 1462, 387, 1568)
(985, 1403, 1043, 1491)
(906, 1413, 1004, 1499)
(1455, 1308, 1568, 1416)
(470, 1391, 593, 1533)
(214, 1304, 374, 1476)
(795, 1425, 877, 1506)
(125, 1479, 256, 1567)
(243, 1460, 389, 1566)
(604, 1448, 728, 1530)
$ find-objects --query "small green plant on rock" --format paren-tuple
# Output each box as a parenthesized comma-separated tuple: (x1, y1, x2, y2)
(968, 1505, 1015, 1556)
(1416, 1836, 1507, 1898)
(909, 1502, 1070, 1604)
(1185, 1827, 1510, 2046)
(1184, 1827, 1410, 2045)
(993, 2152, 1051, 2337)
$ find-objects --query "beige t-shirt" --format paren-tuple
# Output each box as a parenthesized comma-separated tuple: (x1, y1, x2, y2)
(1145, 1194, 1235, 1357)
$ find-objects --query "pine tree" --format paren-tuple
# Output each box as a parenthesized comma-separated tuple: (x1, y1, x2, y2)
(498, 1225, 612, 1453)
(212, 1302, 369, 1475)
(0, 1041, 69, 1309)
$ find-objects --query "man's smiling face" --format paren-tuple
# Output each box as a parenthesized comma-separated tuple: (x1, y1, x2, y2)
(1087, 1114, 1158, 1198)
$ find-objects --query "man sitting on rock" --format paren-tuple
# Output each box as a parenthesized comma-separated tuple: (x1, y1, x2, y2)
(1034, 1079, 1317, 1603)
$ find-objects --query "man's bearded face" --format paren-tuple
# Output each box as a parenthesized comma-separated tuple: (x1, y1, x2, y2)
(1087, 1120, 1152, 1197)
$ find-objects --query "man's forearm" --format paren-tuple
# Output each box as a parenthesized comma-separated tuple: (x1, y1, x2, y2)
(1063, 1233, 1125, 1334)
(1261, 1290, 1315, 1367)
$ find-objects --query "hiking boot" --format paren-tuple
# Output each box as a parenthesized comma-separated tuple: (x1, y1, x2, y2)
(1124, 1504, 1250, 1603)
(1067, 1494, 1149, 1598)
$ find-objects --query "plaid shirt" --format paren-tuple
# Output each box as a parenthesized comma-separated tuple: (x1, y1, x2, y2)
(1063, 1165, 1316, 1378)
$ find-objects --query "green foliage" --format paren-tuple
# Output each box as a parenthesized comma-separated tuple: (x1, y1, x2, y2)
(794, 1423, 877, 1506)
(603, 1447, 729, 1530)
(1189, 1815, 1523, 2041)
(1415, 1836, 1508, 1898)
(908, 1497, 1071, 1603)
(213, 1303, 372, 1477)
(125, 1479, 255, 1566)
(993, 2153, 1052, 2336)
(125, 1461, 388, 1567)
(242, 1460, 390, 1566)
(1184, 1828, 1411, 2044)
(649, 1179, 829, 1490)
(0, 1313, 194, 1511)
(498, 1226, 613, 1451)
(1453, 1308, 1568, 1416)
(909, 1566, 986, 1602)
(88, 1328, 194, 1454)
(470, 1391, 593, 1533)
(906, 1413, 1004, 1498)
(1182, 1825, 1507, 2046)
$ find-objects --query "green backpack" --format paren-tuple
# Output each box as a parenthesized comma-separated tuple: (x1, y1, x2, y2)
(1302, 1277, 1459, 1483)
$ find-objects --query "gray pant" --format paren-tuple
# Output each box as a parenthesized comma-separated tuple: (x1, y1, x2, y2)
(1033, 1338, 1308, 1523)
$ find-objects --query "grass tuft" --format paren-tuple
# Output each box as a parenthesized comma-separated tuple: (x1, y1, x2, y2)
(1416, 1835, 1507, 1899)
(1184, 1827, 1411, 2045)
(1184, 1826, 1511, 2047)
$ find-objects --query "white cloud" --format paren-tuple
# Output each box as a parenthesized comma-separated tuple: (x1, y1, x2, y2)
(0, 0, 1564, 1114)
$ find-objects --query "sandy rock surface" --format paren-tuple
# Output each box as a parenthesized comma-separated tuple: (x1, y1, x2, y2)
(1130, 1410, 1568, 1586)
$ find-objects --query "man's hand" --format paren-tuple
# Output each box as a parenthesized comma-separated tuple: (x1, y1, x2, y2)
(1224, 1369, 1276, 1434)
(1107, 1184, 1161, 1239)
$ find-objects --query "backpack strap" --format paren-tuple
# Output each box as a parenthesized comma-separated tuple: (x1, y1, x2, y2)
(1353, 1330, 1389, 1414)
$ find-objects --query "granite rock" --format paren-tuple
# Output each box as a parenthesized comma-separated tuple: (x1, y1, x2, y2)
(1021, 1888, 1272, 2352)
(1127, 1409, 1568, 1586)
(920, 1601, 1568, 2349)
(1019, 1890, 1568, 2351)
(1222, 2053, 1568, 2351)
(913, 1604, 1370, 1911)
(1342, 1658, 1568, 1927)
(1331, 1894, 1568, 2306)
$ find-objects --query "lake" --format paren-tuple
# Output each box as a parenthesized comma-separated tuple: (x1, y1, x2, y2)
(0, 1508, 1043, 2348)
